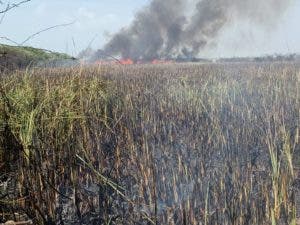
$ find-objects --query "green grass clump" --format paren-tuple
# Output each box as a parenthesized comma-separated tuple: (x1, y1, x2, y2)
(0, 44, 71, 60)
(0, 44, 73, 70)
(0, 63, 299, 224)
(1, 68, 110, 223)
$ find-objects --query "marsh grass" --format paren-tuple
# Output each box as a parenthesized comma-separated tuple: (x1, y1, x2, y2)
(0, 62, 299, 224)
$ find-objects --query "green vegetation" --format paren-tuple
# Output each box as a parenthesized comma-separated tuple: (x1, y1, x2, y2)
(0, 63, 299, 224)
(0, 44, 74, 70)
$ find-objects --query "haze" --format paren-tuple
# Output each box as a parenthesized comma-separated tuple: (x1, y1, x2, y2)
(1, 0, 300, 58)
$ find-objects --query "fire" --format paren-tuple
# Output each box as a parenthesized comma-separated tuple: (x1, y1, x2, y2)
(120, 58, 134, 65)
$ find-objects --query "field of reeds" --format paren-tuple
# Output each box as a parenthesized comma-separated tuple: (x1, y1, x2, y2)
(0, 62, 300, 225)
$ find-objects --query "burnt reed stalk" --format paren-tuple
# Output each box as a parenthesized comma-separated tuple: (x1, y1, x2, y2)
(0, 62, 299, 225)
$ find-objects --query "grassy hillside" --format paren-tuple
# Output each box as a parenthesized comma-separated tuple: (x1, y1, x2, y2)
(0, 44, 74, 70)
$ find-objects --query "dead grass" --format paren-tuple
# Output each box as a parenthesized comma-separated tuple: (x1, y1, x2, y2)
(0, 62, 299, 224)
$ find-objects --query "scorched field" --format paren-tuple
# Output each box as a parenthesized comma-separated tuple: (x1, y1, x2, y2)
(0, 62, 300, 225)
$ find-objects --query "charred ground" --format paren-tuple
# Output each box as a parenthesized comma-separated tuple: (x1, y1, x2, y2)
(0, 62, 299, 225)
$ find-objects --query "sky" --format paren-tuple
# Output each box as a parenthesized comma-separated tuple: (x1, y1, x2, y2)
(1, 0, 300, 58)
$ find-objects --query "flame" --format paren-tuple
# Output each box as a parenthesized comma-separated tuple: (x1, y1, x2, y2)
(120, 58, 134, 65)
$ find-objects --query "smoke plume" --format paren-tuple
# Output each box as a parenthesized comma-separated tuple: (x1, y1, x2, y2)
(97, 0, 293, 60)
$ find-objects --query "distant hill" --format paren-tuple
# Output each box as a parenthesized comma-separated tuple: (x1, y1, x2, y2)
(0, 44, 76, 71)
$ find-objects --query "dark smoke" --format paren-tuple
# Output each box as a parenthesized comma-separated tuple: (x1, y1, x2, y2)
(96, 0, 293, 60)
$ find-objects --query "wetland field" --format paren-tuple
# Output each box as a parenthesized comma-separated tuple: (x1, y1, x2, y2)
(0, 62, 300, 225)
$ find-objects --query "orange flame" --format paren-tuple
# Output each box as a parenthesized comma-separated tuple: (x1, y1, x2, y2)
(120, 58, 134, 65)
